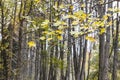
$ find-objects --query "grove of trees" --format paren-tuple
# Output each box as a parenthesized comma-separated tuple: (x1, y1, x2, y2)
(0, 0, 120, 80)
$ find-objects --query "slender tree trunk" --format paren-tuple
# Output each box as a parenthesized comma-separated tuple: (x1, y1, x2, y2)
(97, 0, 106, 80)
(103, 1, 112, 80)
(60, 40, 65, 80)
(1, 2, 8, 79)
(17, 0, 24, 79)
(65, 2, 72, 79)
(0, 1, 12, 79)
(112, 2, 119, 80)
(80, 39, 87, 80)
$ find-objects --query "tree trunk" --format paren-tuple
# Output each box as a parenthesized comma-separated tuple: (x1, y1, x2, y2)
(112, 2, 119, 80)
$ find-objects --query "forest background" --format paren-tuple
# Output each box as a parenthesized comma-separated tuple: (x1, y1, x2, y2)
(0, 0, 120, 80)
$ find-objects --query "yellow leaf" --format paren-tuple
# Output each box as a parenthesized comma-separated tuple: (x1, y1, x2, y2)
(63, 15, 76, 19)
(88, 18, 92, 23)
(42, 31, 49, 34)
(61, 21, 67, 25)
(58, 26, 66, 30)
(34, 0, 40, 3)
(85, 36, 96, 42)
(99, 21, 104, 27)
(59, 4, 64, 9)
(70, 31, 80, 38)
(103, 15, 108, 20)
(108, 8, 120, 13)
(92, 21, 99, 27)
(81, 13, 87, 19)
(48, 31, 55, 35)
(28, 41, 36, 48)
(57, 36, 63, 40)
(106, 14, 111, 17)
(73, 11, 87, 21)
(70, 31, 76, 35)
(108, 8, 113, 11)
(56, 30, 63, 34)
(99, 0, 104, 4)
(69, 5, 73, 10)
(72, 21, 79, 25)
(74, 32, 79, 38)
(103, 14, 111, 20)
(47, 38, 52, 41)
(40, 36, 46, 40)
(74, 10, 84, 17)
(84, 25, 89, 29)
(53, 2, 58, 10)
(41, 19, 49, 28)
(54, 21, 61, 26)
(92, 21, 104, 27)
(81, 4, 85, 8)
(114, 8, 120, 13)
(100, 28, 105, 34)
(107, 21, 112, 26)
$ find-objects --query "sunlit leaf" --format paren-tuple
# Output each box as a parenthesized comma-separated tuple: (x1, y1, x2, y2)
(99, 21, 104, 27)
(81, 13, 87, 19)
(103, 15, 108, 20)
(54, 21, 62, 26)
(42, 31, 49, 34)
(108, 8, 120, 13)
(85, 36, 96, 42)
(108, 8, 113, 11)
(47, 38, 52, 41)
(74, 32, 79, 38)
(72, 21, 79, 25)
(99, 0, 104, 4)
(114, 8, 120, 12)
(74, 10, 84, 17)
(40, 36, 46, 40)
(47, 31, 55, 35)
(41, 19, 49, 28)
(70, 31, 76, 35)
(69, 5, 73, 10)
(81, 4, 85, 8)
(59, 4, 64, 9)
(92, 21, 104, 27)
(28, 41, 36, 48)
(70, 31, 80, 38)
(34, 0, 40, 3)
(57, 36, 63, 40)
(58, 26, 66, 30)
(103, 14, 111, 20)
(61, 21, 67, 25)
(100, 28, 106, 34)
(63, 15, 76, 19)
(107, 21, 112, 26)
(53, 2, 58, 10)
(56, 30, 63, 34)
